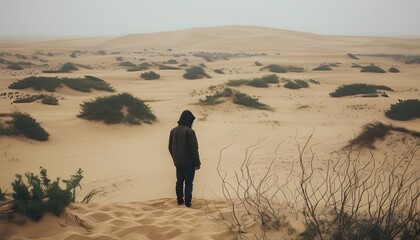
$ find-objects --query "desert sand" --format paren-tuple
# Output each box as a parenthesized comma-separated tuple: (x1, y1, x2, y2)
(0, 26, 419, 239)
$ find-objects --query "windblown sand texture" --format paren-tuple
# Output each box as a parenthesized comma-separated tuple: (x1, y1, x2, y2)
(0, 26, 419, 239)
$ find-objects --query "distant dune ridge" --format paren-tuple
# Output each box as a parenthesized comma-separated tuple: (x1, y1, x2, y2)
(0, 25, 419, 239)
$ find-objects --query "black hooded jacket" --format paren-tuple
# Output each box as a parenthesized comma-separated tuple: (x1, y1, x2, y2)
(168, 110, 201, 167)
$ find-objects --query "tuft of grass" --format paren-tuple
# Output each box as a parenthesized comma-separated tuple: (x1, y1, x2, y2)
(41, 96, 59, 105)
(183, 66, 211, 79)
(0, 112, 49, 141)
(127, 62, 151, 72)
(141, 71, 160, 80)
(360, 65, 386, 73)
(156, 63, 181, 70)
(385, 99, 420, 121)
(330, 84, 393, 97)
(348, 121, 420, 149)
(78, 93, 156, 124)
(9, 76, 114, 93)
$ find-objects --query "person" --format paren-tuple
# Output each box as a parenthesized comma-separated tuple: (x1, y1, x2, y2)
(168, 110, 201, 207)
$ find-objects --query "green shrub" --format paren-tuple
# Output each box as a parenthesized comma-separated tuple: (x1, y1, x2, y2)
(0, 113, 50, 141)
(260, 74, 279, 84)
(389, 67, 400, 73)
(283, 81, 302, 89)
(7, 63, 23, 70)
(233, 92, 271, 110)
(119, 61, 137, 68)
(156, 64, 181, 70)
(14, 95, 44, 103)
(166, 59, 178, 64)
(42, 62, 78, 73)
(12, 112, 49, 141)
(361, 65, 386, 73)
(283, 80, 309, 89)
(141, 71, 160, 80)
(127, 62, 151, 72)
(226, 79, 248, 86)
(9, 76, 114, 93)
(9, 168, 84, 221)
(347, 53, 359, 60)
(385, 99, 420, 121)
(246, 78, 269, 88)
(313, 65, 332, 71)
(330, 84, 393, 97)
(261, 64, 304, 73)
(199, 92, 224, 105)
(78, 93, 156, 124)
(183, 66, 210, 79)
(213, 69, 224, 74)
(41, 96, 59, 105)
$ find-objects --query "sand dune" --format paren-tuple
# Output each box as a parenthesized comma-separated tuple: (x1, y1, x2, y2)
(0, 25, 419, 239)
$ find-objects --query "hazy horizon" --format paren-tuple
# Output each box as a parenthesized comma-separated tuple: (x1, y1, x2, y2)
(1, 0, 420, 38)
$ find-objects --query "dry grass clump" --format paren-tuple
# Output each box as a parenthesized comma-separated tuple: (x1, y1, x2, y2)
(14, 94, 59, 105)
(347, 53, 359, 60)
(226, 75, 279, 88)
(140, 71, 160, 80)
(347, 121, 420, 149)
(283, 79, 309, 89)
(389, 67, 400, 73)
(312, 65, 332, 71)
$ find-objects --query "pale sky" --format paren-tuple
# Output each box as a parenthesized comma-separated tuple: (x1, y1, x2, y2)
(1, 0, 419, 37)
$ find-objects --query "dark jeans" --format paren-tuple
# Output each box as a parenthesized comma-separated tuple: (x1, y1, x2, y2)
(176, 166, 195, 204)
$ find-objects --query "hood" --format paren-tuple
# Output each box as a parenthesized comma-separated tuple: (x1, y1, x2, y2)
(177, 110, 195, 128)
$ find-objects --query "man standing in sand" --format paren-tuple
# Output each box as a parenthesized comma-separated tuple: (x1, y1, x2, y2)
(168, 110, 201, 207)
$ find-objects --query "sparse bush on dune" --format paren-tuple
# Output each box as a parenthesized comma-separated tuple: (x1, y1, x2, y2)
(329, 83, 393, 97)
(385, 99, 420, 121)
(78, 93, 156, 124)
(283, 79, 309, 89)
(261, 64, 304, 73)
(119, 61, 137, 68)
(127, 62, 152, 72)
(360, 65, 386, 73)
(226, 79, 248, 86)
(41, 95, 59, 105)
(42, 62, 78, 73)
(165, 59, 178, 64)
(254, 61, 263, 66)
(156, 63, 181, 70)
(140, 71, 160, 80)
(5, 167, 85, 221)
(246, 78, 269, 88)
(260, 74, 279, 84)
(0, 112, 49, 141)
(389, 66, 400, 73)
(7, 63, 23, 70)
(14, 94, 59, 105)
(312, 64, 332, 71)
(213, 69, 224, 74)
(9, 76, 114, 93)
(183, 66, 211, 79)
(351, 63, 362, 68)
(199, 88, 270, 110)
(233, 91, 271, 110)
(347, 53, 359, 60)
